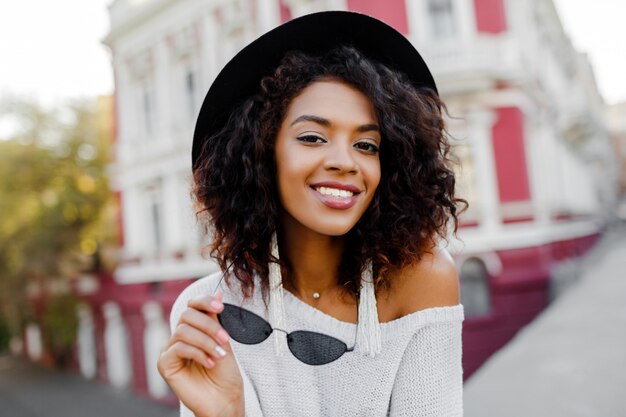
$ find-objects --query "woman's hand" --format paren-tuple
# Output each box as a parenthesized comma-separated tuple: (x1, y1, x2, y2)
(158, 291, 244, 417)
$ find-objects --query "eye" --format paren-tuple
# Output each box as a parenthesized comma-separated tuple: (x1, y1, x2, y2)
(354, 140, 379, 154)
(296, 134, 326, 144)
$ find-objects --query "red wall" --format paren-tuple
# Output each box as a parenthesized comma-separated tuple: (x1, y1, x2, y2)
(462, 232, 600, 378)
(473, 0, 507, 33)
(492, 107, 531, 203)
(278, 0, 291, 23)
(347, 0, 409, 35)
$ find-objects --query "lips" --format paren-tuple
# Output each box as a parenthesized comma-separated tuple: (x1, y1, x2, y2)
(309, 181, 362, 209)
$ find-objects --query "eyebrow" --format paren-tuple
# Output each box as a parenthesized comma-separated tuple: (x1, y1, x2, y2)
(290, 114, 380, 133)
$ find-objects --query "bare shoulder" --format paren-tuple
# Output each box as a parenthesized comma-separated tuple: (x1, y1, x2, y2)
(388, 245, 460, 317)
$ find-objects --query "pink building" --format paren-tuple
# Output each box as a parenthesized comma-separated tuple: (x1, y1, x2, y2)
(63, 0, 616, 400)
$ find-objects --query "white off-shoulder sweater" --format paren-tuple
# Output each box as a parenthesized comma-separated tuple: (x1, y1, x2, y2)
(170, 272, 464, 417)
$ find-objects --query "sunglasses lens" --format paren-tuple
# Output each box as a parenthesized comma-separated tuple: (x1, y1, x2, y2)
(218, 304, 273, 344)
(287, 331, 347, 366)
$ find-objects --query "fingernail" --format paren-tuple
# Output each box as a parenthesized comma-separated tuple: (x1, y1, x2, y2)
(206, 358, 215, 368)
(217, 329, 230, 344)
(210, 300, 223, 310)
(215, 345, 227, 358)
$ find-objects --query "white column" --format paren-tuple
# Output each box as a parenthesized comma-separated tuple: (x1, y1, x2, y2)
(526, 110, 551, 225)
(454, 0, 477, 39)
(551, 130, 568, 215)
(25, 323, 43, 361)
(179, 172, 203, 257)
(154, 38, 169, 143)
(406, 0, 428, 43)
(163, 174, 183, 254)
(121, 185, 142, 258)
(201, 12, 220, 89)
(113, 60, 133, 164)
(142, 302, 170, 398)
(77, 304, 98, 379)
(467, 108, 500, 232)
(168, 57, 182, 137)
(256, 0, 281, 32)
(102, 302, 132, 388)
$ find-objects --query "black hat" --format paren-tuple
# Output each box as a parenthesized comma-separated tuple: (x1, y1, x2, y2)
(192, 11, 437, 170)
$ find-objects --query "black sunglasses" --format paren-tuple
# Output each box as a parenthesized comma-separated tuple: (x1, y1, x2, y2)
(218, 303, 356, 366)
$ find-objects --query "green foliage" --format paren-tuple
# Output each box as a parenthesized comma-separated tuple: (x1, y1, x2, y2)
(0, 96, 116, 361)
(0, 315, 10, 353)
(41, 294, 80, 366)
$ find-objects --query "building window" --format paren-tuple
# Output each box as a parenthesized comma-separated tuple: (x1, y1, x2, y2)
(460, 258, 491, 317)
(127, 50, 155, 140)
(139, 83, 155, 138)
(150, 198, 162, 249)
(428, 0, 457, 39)
(144, 182, 163, 252)
(185, 69, 197, 121)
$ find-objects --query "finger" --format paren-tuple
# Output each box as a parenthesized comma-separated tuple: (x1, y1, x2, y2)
(163, 341, 215, 371)
(179, 308, 230, 345)
(172, 323, 229, 361)
(187, 295, 224, 314)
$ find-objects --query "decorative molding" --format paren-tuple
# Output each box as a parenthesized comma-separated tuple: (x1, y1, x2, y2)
(115, 258, 219, 284)
(166, 22, 201, 61)
(447, 217, 602, 255)
(125, 49, 154, 80)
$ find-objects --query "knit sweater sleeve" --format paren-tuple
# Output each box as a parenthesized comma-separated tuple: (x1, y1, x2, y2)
(388, 315, 464, 416)
(169, 274, 264, 417)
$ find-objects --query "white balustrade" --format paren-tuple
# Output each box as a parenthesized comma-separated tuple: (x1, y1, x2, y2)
(142, 301, 170, 398)
(25, 323, 43, 361)
(103, 302, 132, 388)
(77, 304, 98, 379)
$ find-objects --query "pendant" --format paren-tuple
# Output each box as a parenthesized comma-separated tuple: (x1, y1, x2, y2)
(312, 292, 320, 299)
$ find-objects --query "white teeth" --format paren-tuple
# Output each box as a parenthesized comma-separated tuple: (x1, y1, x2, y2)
(316, 186, 354, 198)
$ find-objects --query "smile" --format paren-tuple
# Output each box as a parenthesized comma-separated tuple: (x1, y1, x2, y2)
(310, 183, 362, 210)
(315, 186, 354, 198)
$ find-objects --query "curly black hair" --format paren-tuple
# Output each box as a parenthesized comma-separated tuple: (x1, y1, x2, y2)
(193, 45, 466, 298)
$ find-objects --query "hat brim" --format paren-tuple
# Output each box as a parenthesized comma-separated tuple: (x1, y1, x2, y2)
(192, 11, 437, 170)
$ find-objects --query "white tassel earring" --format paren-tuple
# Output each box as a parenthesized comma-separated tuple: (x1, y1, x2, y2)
(268, 233, 287, 356)
(358, 260, 382, 357)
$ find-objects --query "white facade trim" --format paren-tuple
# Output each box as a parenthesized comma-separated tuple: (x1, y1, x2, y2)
(115, 258, 219, 284)
(449, 218, 601, 255)
(284, 0, 347, 17)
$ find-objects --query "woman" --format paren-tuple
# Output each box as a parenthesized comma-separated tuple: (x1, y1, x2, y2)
(158, 11, 465, 417)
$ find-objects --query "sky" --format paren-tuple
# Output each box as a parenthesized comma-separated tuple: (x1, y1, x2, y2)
(0, 0, 625, 107)
(0, 0, 113, 105)
(553, 0, 626, 105)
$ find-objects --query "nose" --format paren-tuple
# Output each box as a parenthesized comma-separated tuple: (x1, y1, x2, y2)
(323, 141, 358, 174)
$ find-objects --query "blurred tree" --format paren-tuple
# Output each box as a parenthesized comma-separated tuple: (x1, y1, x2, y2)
(0, 315, 9, 353)
(41, 293, 80, 366)
(0, 97, 116, 363)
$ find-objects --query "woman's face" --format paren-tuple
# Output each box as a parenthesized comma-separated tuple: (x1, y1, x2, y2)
(275, 80, 381, 237)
